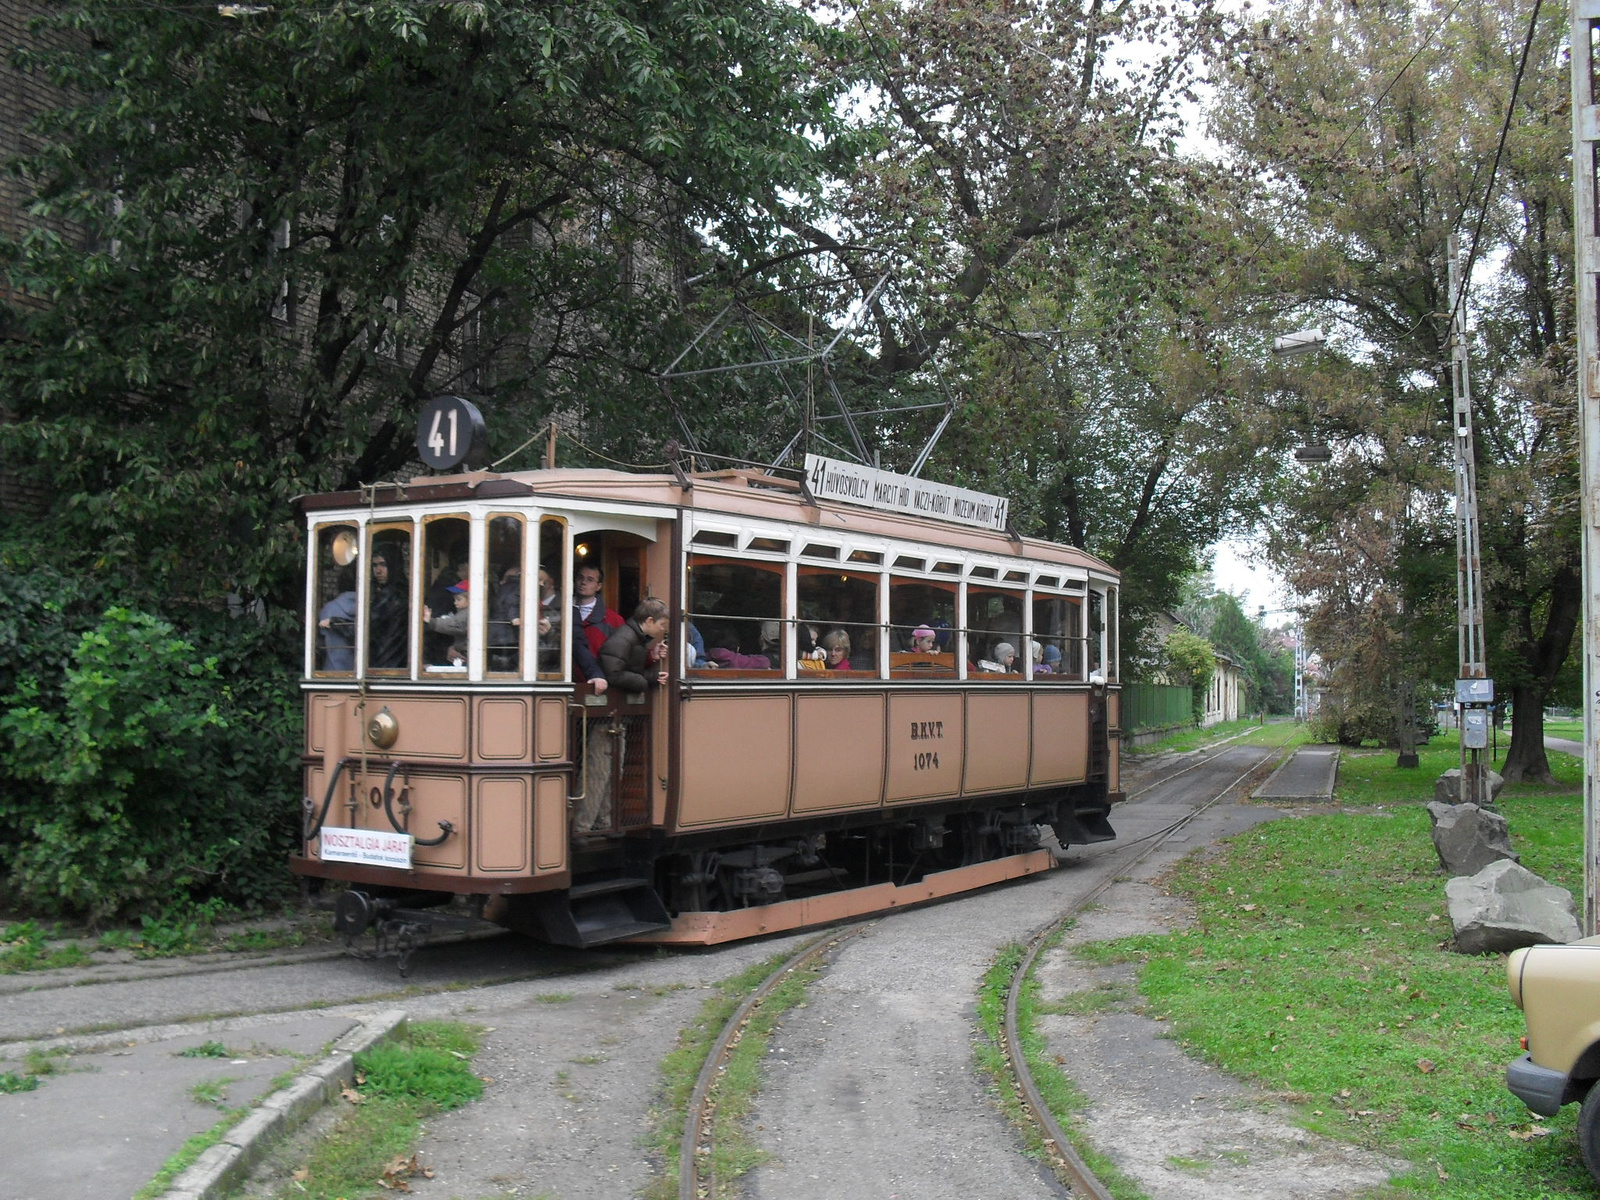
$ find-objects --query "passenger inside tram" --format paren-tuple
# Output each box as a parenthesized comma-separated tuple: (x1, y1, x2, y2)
(366, 542, 410, 670)
(536, 566, 561, 672)
(424, 581, 469, 667)
(317, 575, 356, 671)
(820, 628, 851, 670)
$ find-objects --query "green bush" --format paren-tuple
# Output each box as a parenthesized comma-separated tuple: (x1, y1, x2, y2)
(0, 602, 300, 919)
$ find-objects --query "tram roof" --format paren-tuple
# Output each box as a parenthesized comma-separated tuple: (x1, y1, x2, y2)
(297, 466, 1116, 577)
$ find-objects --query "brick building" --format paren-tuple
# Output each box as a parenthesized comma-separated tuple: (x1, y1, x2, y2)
(2, 0, 72, 516)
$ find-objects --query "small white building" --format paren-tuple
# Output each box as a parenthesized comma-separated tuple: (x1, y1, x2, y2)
(1201, 651, 1245, 727)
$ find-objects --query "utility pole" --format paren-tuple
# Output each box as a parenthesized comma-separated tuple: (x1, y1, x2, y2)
(1447, 234, 1492, 808)
(1570, 5, 1600, 935)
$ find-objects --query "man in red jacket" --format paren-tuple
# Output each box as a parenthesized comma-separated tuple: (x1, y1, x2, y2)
(573, 561, 624, 692)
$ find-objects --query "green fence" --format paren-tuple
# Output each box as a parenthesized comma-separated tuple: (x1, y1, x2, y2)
(1121, 682, 1193, 733)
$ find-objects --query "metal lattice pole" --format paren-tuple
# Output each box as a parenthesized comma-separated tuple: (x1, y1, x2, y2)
(1447, 234, 1489, 809)
(1571, 4, 1600, 936)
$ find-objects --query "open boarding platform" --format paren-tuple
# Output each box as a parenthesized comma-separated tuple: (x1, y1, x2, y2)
(1252, 745, 1340, 801)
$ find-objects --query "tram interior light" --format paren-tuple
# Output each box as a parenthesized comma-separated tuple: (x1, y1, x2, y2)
(331, 529, 359, 566)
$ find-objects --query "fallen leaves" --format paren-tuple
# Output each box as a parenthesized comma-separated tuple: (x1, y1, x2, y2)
(377, 1153, 434, 1191)
(1507, 1125, 1552, 1140)
(340, 1085, 364, 1105)
(1416, 1059, 1436, 1074)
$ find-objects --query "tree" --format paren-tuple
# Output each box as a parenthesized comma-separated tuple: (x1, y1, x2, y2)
(1213, 0, 1576, 779)
(3, 0, 849, 605)
(1165, 627, 1216, 723)
(674, 0, 1283, 651)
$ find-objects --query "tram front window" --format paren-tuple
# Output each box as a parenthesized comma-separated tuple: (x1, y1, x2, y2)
(537, 517, 566, 679)
(312, 524, 358, 676)
(366, 523, 413, 674)
(421, 515, 470, 672)
(688, 557, 782, 674)
(487, 515, 524, 676)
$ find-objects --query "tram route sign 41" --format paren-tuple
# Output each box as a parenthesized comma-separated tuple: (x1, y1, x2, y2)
(803, 453, 1010, 533)
(416, 394, 488, 471)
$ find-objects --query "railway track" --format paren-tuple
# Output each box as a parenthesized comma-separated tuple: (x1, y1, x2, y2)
(674, 738, 1287, 1199)
(1004, 745, 1282, 1197)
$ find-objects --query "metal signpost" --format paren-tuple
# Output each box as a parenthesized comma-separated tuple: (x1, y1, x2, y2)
(1447, 234, 1492, 809)
(1571, 5, 1600, 935)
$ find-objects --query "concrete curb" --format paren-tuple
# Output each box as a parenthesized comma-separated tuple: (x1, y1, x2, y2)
(153, 1008, 409, 1200)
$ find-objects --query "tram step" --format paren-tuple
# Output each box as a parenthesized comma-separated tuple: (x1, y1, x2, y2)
(568, 876, 659, 901)
(1053, 809, 1117, 847)
(511, 877, 672, 948)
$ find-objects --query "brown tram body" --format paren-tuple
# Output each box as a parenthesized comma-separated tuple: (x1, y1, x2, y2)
(292, 466, 1121, 949)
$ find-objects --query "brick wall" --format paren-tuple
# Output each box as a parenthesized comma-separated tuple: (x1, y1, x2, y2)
(2, 0, 73, 517)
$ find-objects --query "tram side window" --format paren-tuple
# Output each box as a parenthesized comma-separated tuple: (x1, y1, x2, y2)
(969, 587, 1024, 676)
(688, 557, 783, 674)
(421, 516, 471, 672)
(1088, 590, 1105, 677)
(1031, 595, 1081, 682)
(366, 523, 413, 674)
(313, 525, 359, 675)
(889, 578, 956, 679)
(536, 517, 566, 680)
(487, 515, 524, 676)
(798, 567, 879, 675)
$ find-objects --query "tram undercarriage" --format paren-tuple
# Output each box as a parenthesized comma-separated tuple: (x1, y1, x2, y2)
(322, 783, 1115, 961)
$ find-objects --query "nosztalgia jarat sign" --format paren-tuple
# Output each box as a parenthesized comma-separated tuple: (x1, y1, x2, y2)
(803, 454, 1010, 533)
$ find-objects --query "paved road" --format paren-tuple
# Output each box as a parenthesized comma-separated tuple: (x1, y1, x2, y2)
(3, 742, 1285, 1200)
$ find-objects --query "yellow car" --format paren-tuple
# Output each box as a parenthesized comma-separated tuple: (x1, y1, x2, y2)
(1507, 937, 1600, 1176)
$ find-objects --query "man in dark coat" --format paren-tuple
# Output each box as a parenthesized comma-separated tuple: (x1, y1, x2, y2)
(367, 549, 410, 669)
(600, 598, 670, 694)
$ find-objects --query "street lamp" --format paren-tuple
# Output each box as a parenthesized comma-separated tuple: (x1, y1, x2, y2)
(1271, 327, 1333, 462)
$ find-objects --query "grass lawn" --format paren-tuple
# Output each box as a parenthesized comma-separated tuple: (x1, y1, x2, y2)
(1544, 720, 1582, 743)
(1127, 716, 1309, 756)
(1080, 732, 1591, 1199)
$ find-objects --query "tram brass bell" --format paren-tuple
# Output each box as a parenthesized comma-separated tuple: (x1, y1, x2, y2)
(366, 706, 400, 749)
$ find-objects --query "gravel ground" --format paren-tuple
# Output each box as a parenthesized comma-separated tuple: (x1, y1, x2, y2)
(1035, 807, 1407, 1199)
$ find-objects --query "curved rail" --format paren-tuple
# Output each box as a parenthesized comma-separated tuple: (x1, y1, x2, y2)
(679, 925, 864, 1200)
(1004, 747, 1279, 1199)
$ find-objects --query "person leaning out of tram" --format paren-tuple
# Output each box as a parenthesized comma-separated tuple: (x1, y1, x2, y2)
(600, 597, 671, 694)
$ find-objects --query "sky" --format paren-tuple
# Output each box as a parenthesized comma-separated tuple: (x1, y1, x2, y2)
(1209, 537, 1295, 626)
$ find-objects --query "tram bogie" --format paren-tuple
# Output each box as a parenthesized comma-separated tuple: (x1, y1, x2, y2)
(293, 465, 1122, 953)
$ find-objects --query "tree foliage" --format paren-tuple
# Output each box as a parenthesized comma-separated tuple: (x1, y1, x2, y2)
(0, 603, 299, 918)
(1214, 0, 1576, 778)
(3, 0, 851, 603)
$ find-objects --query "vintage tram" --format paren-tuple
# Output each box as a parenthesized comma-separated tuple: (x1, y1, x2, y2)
(293, 459, 1122, 951)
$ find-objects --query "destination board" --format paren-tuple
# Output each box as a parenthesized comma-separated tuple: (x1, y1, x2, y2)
(803, 454, 1010, 533)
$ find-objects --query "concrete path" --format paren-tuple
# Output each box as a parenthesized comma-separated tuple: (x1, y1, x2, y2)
(1251, 745, 1339, 800)
(1547, 735, 1582, 757)
(0, 1011, 372, 1200)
